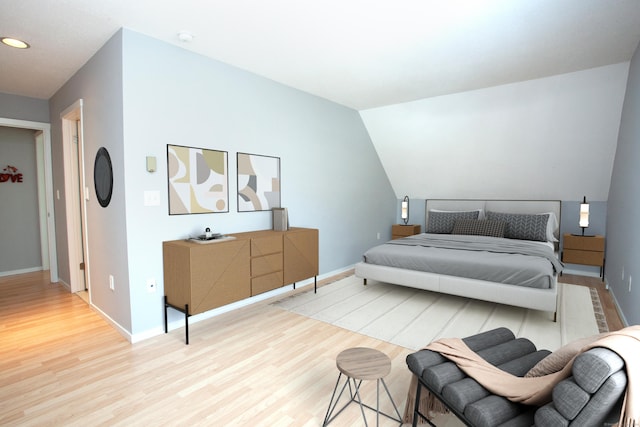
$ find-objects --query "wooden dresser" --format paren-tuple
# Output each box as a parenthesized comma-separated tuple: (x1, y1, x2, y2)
(163, 227, 318, 343)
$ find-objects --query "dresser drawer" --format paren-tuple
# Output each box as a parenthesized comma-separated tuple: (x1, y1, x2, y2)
(251, 253, 283, 277)
(251, 235, 283, 256)
(252, 271, 284, 295)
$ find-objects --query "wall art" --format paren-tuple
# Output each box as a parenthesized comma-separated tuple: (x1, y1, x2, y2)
(237, 152, 280, 212)
(167, 144, 228, 215)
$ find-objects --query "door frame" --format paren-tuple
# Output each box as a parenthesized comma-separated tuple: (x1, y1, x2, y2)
(61, 99, 90, 294)
(0, 117, 58, 282)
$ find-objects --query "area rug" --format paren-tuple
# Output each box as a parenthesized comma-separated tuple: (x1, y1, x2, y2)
(272, 275, 606, 352)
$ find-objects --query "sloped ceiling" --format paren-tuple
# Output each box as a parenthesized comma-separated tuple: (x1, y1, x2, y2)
(1, 0, 640, 110)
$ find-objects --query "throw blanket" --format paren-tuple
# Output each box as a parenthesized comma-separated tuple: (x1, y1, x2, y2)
(389, 233, 564, 273)
(404, 325, 640, 426)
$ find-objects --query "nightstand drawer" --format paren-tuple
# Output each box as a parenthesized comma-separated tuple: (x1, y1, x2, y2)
(562, 249, 604, 267)
(392, 224, 421, 239)
(563, 234, 605, 251)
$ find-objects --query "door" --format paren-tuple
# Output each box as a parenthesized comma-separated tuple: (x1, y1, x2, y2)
(61, 100, 90, 295)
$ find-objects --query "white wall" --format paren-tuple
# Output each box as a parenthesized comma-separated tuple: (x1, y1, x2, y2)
(361, 63, 629, 201)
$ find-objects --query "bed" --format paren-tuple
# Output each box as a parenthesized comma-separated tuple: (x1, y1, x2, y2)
(354, 199, 563, 319)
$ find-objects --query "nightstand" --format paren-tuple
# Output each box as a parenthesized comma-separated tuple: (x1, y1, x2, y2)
(562, 233, 605, 279)
(391, 224, 421, 240)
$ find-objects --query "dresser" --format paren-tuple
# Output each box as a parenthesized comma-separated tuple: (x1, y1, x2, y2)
(163, 227, 318, 343)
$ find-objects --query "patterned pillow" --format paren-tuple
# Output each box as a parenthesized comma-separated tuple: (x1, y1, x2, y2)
(427, 210, 480, 234)
(485, 212, 550, 241)
(452, 219, 506, 238)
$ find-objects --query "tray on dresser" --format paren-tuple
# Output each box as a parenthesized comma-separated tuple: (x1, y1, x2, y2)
(187, 236, 236, 244)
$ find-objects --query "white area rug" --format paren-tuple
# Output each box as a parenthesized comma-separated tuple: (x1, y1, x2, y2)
(272, 275, 601, 352)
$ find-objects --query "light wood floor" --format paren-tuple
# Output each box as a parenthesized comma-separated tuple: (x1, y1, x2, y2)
(0, 271, 624, 426)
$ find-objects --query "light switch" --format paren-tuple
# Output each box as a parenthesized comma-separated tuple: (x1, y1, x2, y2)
(146, 156, 157, 173)
(144, 190, 160, 206)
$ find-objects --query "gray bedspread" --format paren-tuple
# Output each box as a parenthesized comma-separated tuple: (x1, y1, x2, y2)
(362, 233, 563, 289)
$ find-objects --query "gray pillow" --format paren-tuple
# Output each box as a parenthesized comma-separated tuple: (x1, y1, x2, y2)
(452, 219, 506, 238)
(427, 210, 480, 234)
(485, 212, 549, 241)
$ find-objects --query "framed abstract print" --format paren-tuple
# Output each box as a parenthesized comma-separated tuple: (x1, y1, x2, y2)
(237, 152, 281, 212)
(167, 144, 228, 215)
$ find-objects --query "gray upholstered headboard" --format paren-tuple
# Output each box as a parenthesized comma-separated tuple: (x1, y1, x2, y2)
(425, 199, 562, 240)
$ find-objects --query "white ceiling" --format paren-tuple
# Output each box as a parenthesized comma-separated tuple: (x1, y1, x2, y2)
(1, 0, 640, 110)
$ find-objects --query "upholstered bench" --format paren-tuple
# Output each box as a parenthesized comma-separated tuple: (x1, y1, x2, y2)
(406, 327, 627, 427)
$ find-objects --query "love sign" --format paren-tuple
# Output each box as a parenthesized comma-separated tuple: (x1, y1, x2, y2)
(1, 165, 23, 183)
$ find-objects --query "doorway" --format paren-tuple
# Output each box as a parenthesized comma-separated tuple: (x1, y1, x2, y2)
(0, 118, 57, 282)
(61, 100, 90, 297)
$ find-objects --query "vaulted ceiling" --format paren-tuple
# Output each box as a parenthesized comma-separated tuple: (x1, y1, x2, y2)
(1, 0, 640, 110)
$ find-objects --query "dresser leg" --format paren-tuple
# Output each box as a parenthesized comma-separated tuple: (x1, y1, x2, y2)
(184, 304, 189, 345)
(163, 295, 168, 334)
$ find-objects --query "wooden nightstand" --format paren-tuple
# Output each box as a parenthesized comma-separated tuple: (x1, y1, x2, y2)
(391, 224, 421, 240)
(562, 233, 605, 279)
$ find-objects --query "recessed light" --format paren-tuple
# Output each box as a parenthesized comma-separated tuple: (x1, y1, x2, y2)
(1, 37, 30, 49)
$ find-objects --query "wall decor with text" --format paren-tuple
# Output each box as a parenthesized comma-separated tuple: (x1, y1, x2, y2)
(237, 152, 281, 212)
(167, 144, 229, 215)
(1, 165, 23, 183)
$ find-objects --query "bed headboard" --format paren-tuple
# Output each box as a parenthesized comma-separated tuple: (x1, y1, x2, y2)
(425, 199, 562, 240)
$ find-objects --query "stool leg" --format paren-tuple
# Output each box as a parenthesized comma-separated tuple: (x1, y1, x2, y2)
(377, 378, 380, 427)
(352, 378, 369, 427)
(380, 378, 403, 424)
(323, 373, 354, 426)
(323, 373, 343, 426)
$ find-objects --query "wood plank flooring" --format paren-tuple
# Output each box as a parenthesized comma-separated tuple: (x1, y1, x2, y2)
(0, 270, 624, 426)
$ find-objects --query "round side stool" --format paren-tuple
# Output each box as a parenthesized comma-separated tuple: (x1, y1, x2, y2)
(322, 347, 402, 426)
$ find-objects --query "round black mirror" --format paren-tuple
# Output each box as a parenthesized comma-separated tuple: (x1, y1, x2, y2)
(94, 147, 113, 208)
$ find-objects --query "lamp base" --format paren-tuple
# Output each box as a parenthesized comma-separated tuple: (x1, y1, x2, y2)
(571, 233, 596, 237)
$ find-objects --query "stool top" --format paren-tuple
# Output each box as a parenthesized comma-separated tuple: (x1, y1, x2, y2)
(336, 347, 391, 380)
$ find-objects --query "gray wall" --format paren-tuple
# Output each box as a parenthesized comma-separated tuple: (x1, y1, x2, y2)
(47, 29, 395, 340)
(606, 42, 640, 326)
(0, 126, 41, 273)
(121, 29, 395, 336)
(49, 30, 132, 332)
(0, 92, 49, 123)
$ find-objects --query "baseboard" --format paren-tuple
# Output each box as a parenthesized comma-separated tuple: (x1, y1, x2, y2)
(130, 266, 356, 344)
(608, 288, 630, 327)
(0, 266, 44, 277)
(58, 278, 71, 290)
(88, 302, 134, 342)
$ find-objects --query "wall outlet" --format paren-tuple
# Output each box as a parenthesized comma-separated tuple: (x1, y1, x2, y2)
(376, 232, 381, 240)
(622, 266, 625, 281)
(109, 274, 114, 291)
(629, 275, 632, 293)
(146, 278, 157, 293)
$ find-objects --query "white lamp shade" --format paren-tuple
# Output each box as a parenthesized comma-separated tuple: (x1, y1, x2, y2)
(579, 203, 589, 228)
(401, 201, 409, 219)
